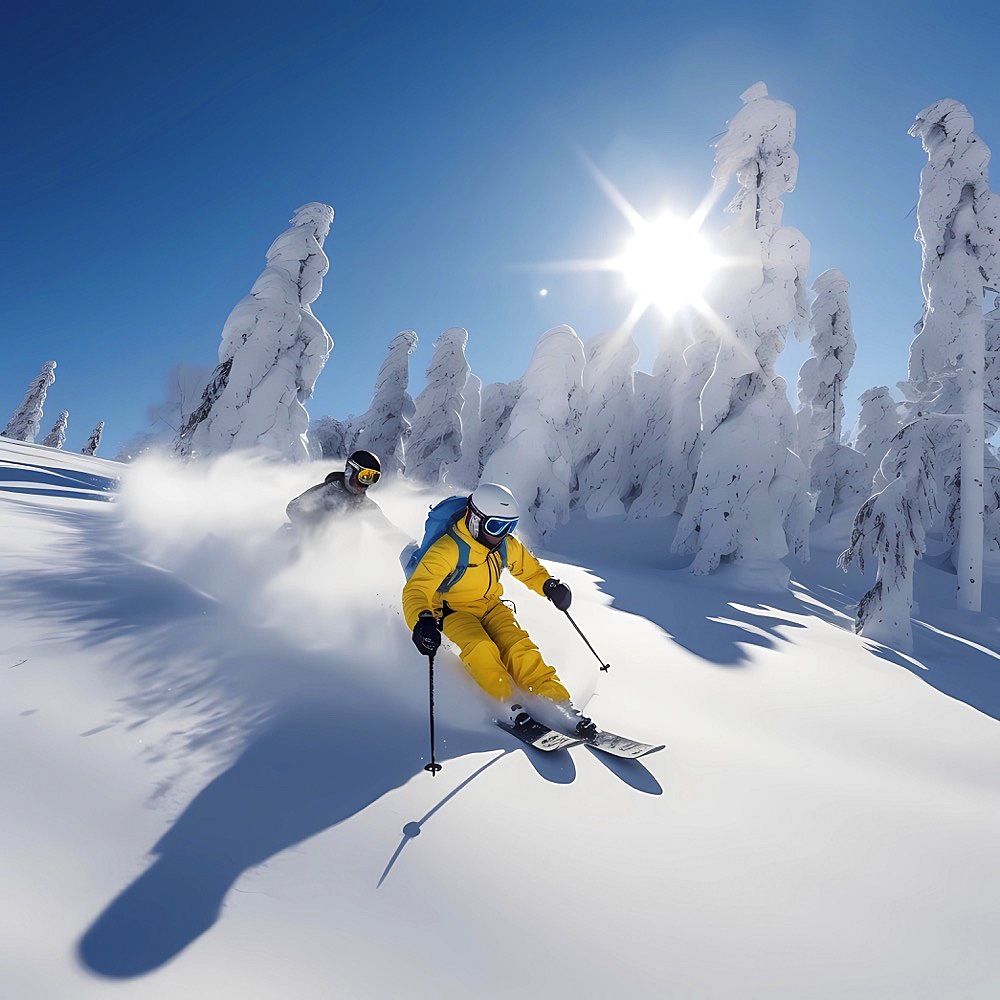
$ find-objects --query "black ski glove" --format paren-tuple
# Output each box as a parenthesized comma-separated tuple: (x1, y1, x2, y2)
(412, 611, 441, 656)
(543, 577, 572, 611)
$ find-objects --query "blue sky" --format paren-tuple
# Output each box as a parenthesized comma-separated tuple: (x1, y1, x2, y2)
(4, 0, 998, 459)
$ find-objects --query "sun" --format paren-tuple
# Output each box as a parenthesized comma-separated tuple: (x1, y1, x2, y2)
(614, 211, 718, 319)
(523, 151, 726, 335)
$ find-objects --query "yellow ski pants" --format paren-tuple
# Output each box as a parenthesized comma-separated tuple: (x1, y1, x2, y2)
(442, 601, 570, 703)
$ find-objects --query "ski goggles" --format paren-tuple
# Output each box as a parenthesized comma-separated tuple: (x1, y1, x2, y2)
(348, 460, 381, 486)
(482, 515, 518, 537)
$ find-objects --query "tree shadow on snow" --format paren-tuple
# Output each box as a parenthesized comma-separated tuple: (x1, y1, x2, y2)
(557, 554, 813, 670)
(544, 514, 818, 670)
(866, 602, 1000, 725)
(547, 513, 1000, 723)
(800, 536, 1000, 724)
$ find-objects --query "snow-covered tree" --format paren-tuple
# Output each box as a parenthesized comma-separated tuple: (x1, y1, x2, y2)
(839, 420, 938, 651)
(797, 269, 867, 518)
(674, 82, 812, 577)
(654, 336, 718, 517)
(986, 446, 1000, 551)
(986, 296, 1000, 439)
(406, 327, 471, 484)
(478, 379, 521, 474)
(905, 100, 1000, 611)
(3, 361, 57, 443)
(310, 415, 357, 461)
(176, 203, 335, 461)
(627, 326, 717, 519)
(628, 370, 665, 512)
(985, 298, 1000, 549)
(481, 325, 585, 536)
(853, 386, 901, 487)
(809, 441, 869, 522)
(117, 364, 217, 460)
(149, 364, 214, 439)
(574, 329, 639, 518)
(81, 420, 105, 457)
(350, 330, 418, 476)
(448, 372, 483, 489)
(41, 411, 69, 449)
(797, 269, 855, 461)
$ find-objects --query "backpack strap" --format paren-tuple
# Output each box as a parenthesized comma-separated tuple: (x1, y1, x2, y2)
(439, 524, 471, 592)
(438, 527, 510, 593)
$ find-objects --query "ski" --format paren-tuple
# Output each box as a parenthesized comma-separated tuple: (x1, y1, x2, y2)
(495, 713, 662, 758)
(495, 714, 583, 752)
(581, 729, 665, 759)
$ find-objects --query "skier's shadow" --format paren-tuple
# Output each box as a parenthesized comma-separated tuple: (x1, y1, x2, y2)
(378, 734, 662, 888)
(76, 700, 590, 979)
(77, 700, 427, 979)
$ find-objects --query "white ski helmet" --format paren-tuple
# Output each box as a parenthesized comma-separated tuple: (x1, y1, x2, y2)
(467, 483, 520, 542)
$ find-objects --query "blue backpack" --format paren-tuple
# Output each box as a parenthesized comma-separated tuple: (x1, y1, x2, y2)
(402, 495, 508, 591)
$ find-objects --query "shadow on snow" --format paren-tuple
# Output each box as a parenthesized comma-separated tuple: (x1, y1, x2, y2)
(77, 699, 660, 979)
(0, 499, 660, 980)
(546, 510, 1000, 723)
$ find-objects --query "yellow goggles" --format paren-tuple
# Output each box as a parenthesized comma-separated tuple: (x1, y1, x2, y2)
(348, 460, 381, 485)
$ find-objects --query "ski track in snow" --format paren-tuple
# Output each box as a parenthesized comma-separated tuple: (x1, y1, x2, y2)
(2, 437, 1000, 999)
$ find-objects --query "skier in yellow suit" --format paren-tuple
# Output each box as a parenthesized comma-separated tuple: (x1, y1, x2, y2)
(402, 483, 596, 738)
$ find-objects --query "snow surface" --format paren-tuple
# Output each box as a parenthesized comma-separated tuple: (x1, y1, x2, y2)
(2, 436, 1000, 999)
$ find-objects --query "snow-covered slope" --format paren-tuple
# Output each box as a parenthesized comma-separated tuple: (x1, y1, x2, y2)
(2, 438, 999, 999)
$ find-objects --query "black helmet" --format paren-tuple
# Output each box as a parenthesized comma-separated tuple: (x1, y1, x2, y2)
(345, 449, 382, 492)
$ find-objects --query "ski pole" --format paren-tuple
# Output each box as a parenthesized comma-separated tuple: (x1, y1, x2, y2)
(563, 609, 611, 672)
(424, 651, 443, 775)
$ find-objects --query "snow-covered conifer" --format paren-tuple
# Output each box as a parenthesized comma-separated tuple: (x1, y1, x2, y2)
(81, 421, 105, 457)
(629, 370, 664, 511)
(41, 411, 69, 449)
(351, 330, 418, 477)
(481, 325, 585, 536)
(797, 269, 855, 460)
(406, 327, 471, 484)
(853, 387, 901, 486)
(986, 447, 1000, 551)
(575, 329, 639, 518)
(3, 361, 57, 443)
(809, 440, 869, 521)
(176, 203, 335, 461)
(675, 83, 812, 576)
(905, 100, 1000, 611)
(448, 373, 483, 489)
(838, 420, 938, 651)
(311, 415, 357, 461)
(478, 379, 521, 474)
(985, 299, 1000, 549)
(796, 269, 867, 518)
(628, 330, 681, 517)
(986, 296, 1000, 437)
(629, 329, 714, 518)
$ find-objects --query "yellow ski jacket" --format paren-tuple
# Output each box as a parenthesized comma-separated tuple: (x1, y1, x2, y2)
(402, 516, 551, 628)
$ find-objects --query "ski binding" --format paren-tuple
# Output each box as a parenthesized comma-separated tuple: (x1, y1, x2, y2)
(495, 713, 583, 752)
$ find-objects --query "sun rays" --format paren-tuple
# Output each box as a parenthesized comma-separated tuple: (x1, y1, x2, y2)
(529, 151, 734, 341)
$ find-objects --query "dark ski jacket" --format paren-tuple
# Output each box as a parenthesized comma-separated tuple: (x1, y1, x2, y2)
(286, 472, 382, 529)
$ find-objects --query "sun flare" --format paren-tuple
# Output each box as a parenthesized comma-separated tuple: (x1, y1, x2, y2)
(615, 212, 718, 319)
(526, 151, 728, 336)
